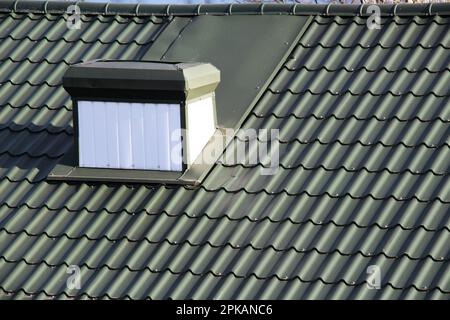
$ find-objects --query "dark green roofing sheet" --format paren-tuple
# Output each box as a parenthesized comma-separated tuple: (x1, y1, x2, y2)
(0, 1, 449, 299)
(145, 15, 310, 129)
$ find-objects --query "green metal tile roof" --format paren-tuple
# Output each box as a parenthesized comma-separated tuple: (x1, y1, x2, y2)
(0, 1, 449, 299)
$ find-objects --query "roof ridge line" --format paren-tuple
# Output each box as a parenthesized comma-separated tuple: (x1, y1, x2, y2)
(0, 1, 449, 17)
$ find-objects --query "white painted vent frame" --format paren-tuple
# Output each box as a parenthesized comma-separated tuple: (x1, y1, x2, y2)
(73, 94, 217, 173)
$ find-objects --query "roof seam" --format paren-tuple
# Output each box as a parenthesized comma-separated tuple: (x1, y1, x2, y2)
(0, 252, 447, 277)
(311, 15, 450, 25)
(0, 57, 72, 66)
(2, 224, 450, 255)
(282, 65, 450, 74)
(0, 102, 72, 111)
(234, 135, 450, 149)
(0, 34, 157, 45)
(0, 267, 447, 295)
(0, 35, 155, 45)
(1, 202, 448, 232)
(218, 162, 449, 176)
(0, 150, 65, 159)
(268, 88, 450, 98)
(0, 126, 72, 135)
(251, 111, 450, 123)
(297, 43, 450, 49)
(198, 187, 450, 203)
(0, 11, 166, 23)
(0, 283, 444, 300)
(4, 177, 448, 203)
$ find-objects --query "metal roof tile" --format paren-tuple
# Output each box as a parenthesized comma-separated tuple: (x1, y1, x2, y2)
(0, 2, 449, 299)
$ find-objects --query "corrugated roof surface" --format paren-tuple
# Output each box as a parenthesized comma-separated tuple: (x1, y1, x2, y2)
(0, 2, 449, 299)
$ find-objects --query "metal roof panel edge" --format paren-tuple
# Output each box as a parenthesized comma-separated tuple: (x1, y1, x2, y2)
(62, 60, 220, 102)
(1, 1, 449, 16)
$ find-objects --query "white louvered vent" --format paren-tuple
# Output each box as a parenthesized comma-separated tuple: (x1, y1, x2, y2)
(78, 101, 183, 171)
(62, 60, 220, 175)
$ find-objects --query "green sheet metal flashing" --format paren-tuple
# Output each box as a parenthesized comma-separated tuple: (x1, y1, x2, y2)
(62, 60, 220, 102)
(2, 1, 449, 17)
(145, 15, 312, 130)
(48, 128, 233, 185)
(48, 164, 185, 184)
